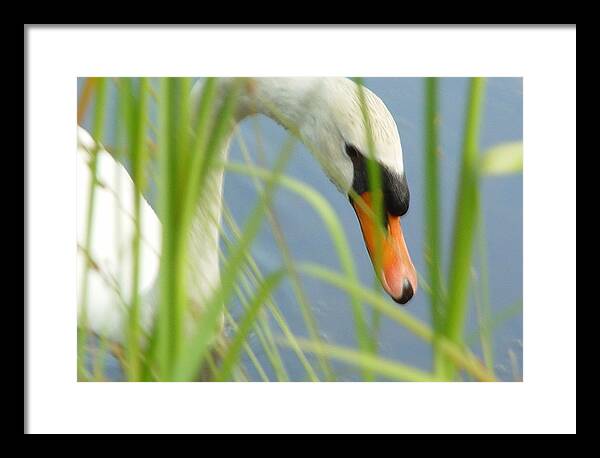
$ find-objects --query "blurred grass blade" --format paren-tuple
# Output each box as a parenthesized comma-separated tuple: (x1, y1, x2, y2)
(474, 209, 495, 372)
(221, 204, 320, 380)
(172, 138, 296, 381)
(234, 129, 331, 381)
(354, 78, 385, 282)
(280, 337, 437, 382)
(443, 77, 486, 379)
(297, 262, 496, 382)
(220, 209, 293, 381)
(77, 77, 107, 380)
(125, 78, 149, 381)
(223, 309, 271, 382)
(156, 78, 240, 380)
(424, 77, 446, 376)
(354, 79, 384, 378)
(155, 78, 193, 378)
(467, 299, 522, 345)
(215, 270, 286, 381)
(480, 141, 523, 176)
(224, 161, 373, 380)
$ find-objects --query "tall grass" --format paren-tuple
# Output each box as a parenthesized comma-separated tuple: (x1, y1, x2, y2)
(77, 77, 521, 382)
(77, 77, 107, 380)
(424, 77, 445, 377)
(124, 77, 149, 381)
(434, 78, 487, 380)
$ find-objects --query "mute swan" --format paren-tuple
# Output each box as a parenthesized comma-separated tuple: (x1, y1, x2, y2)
(77, 77, 417, 345)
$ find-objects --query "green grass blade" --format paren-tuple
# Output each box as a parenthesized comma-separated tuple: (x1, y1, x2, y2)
(215, 270, 286, 381)
(77, 77, 107, 380)
(223, 310, 271, 382)
(218, 227, 290, 381)
(297, 262, 496, 382)
(280, 337, 437, 382)
(443, 77, 486, 379)
(171, 138, 296, 381)
(474, 209, 495, 372)
(224, 161, 373, 380)
(234, 129, 332, 381)
(424, 77, 447, 377)
(92, 333, 110, 381)
(155, 78, 179, 378)
(369, 276, 383, 354)
(170, 77, 193, 369)
(221, 202, 313, 380)
(221, 206, 319, 380)
(125, 77, 149, 381)
(354, 78, 385, 275)
(354, 79, 384, 379)
(480, 141, 523, 176)
(466, 299, 522, 346)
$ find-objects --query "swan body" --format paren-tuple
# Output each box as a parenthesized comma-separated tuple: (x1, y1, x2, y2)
(77, 127, 160, 341)
(77, 77, 417, 344)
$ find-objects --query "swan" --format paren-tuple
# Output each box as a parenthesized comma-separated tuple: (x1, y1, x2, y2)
(77, 77, 417, 346)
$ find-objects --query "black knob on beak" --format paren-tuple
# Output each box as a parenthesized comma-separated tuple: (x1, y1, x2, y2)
(393, 278, 414, 305)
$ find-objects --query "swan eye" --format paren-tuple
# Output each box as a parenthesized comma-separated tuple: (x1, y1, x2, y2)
(344, 143, 369, 195)
(345, 143, 361, 159)
(345, 142, 410, 217)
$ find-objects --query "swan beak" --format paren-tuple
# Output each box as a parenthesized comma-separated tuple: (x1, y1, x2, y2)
(351, 192, 417, 305)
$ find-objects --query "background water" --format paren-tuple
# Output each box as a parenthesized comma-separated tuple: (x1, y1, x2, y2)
(79, 77, 523, 381)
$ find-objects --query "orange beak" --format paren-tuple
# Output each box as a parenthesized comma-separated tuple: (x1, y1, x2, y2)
(351, 192, 417, 304)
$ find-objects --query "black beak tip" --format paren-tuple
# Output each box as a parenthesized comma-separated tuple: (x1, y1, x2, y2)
(393, 279, 414, 305)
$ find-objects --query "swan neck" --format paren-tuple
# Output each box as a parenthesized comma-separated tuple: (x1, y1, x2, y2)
(186, 132, 232, 309)
(185, 77, 325, 307)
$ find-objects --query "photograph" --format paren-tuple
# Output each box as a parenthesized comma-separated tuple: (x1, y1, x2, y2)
(76, 76, 523, 382)
(25, 25, 576, 434)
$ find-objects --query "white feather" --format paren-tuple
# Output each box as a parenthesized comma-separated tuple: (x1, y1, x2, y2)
(77, 127, 160, 342)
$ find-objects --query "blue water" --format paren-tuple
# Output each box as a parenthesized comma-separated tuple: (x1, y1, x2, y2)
(79, 77, 523, 381)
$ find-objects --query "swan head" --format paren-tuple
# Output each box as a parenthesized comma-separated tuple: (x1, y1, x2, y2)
(321, 80, 417, 305)
(255, 78, 417, 304)
(221, 77, 417, 304)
